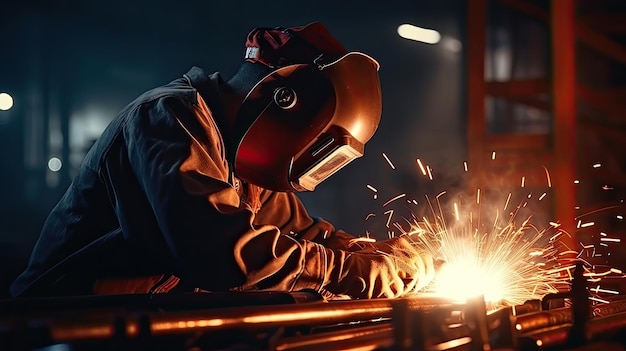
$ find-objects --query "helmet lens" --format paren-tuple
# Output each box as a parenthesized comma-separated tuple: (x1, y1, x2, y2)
(296, 143, 362, 191)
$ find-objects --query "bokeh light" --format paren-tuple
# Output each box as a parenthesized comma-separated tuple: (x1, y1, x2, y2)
(0, 92, 14, 111)
(48, 157, 63, 172)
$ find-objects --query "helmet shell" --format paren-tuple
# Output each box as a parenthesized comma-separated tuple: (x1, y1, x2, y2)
(234, 52, 382, 191)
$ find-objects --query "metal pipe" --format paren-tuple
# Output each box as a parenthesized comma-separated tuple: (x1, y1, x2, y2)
(272, 323, 394, 351)
(41, 296, 457, 342)
(0, 291, 324, 315)
(517, 310, 626, 349)
(512, 300, 626, 334)
(513, 307, 572, 333)
(274, 323, 476, 351)
(273, 299, 476, 351)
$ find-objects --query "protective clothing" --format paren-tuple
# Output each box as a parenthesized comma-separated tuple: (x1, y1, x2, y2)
(10, 67, 432, 299)
(352, 236, 436, 295)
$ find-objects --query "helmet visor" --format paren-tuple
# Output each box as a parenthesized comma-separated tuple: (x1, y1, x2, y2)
(295, 139, 362, 191)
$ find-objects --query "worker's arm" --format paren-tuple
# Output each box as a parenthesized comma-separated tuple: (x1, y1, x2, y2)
(253, 189, 374, 251)
(124, 94, 432, 297)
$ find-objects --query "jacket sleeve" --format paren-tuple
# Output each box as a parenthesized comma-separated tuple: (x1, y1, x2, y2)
(253, 190, 372, 252)
(233, 189, 374, 292)
(123, 94, 350, 293)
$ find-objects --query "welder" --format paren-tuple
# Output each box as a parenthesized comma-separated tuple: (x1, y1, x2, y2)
(11, 22, 435, 299)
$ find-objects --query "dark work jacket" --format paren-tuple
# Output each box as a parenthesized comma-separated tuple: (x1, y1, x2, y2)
(10, 67, 359, 297)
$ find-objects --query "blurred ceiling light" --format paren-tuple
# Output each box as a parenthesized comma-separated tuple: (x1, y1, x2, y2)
(0, 92, 14, 111)
(48, 157, 63, 172)
(397, 24, 441, 44)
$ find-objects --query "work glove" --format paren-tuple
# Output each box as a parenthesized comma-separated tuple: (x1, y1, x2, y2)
(323, 236, 435, 299)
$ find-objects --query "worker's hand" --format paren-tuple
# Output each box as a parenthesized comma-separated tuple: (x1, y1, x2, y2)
(324, 236, 435, 299)
(373, 236, 436, 292)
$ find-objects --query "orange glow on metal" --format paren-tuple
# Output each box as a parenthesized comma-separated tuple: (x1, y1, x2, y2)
(151, 318, 224, 331)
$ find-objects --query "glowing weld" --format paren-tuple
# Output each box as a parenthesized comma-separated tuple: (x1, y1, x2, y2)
(543, 166, 552, 187)
(558, 250, 578, 256)
(348, 237, 377, 248)
(589, 296, 610, 304)
(384, 209, 394, 228)
(383, 193, 407, 207)
(401, 190, 568, 307)
(417, 158, 427, 176)
(504, 193, 512, 211)
(593, 286, 619, 294)
(370, 158, 624, 310)
(546, 264, 577, 274)
(382, 153, 395, 170)
(585, 270, 613, 277)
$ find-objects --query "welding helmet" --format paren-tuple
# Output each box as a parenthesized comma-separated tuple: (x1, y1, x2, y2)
(232, 22, 382, 192)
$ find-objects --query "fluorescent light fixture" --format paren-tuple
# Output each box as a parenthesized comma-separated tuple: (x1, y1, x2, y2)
(397, 24, 441, 44)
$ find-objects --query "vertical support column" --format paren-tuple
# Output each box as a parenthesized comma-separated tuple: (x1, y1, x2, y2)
(466, 0, 488, 233)
(467, 0, 487, 191)
(551, 0, 577, 250)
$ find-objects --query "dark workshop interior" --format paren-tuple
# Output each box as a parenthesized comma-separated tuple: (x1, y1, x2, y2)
(1, 0, 626, 350)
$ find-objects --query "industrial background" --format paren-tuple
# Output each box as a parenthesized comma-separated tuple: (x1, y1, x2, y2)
(1, 0, 625, 298)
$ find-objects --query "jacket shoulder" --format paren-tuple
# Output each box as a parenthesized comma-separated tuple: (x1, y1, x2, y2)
(128, 76, 198, 112)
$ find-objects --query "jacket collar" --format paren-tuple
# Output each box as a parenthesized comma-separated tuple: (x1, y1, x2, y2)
(183, 66, 232, 147)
